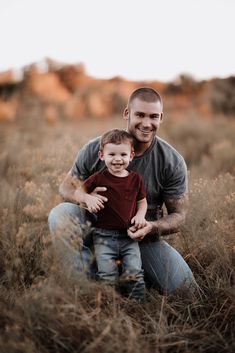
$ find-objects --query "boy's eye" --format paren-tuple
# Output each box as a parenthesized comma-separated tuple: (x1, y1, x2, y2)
(121, 153, 127, 156)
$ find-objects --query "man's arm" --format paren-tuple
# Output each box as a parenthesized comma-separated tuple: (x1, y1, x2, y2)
(59, 172, 107, 207)
(128, 195, 188, 240)
(149, 195, 187, 236)
(59, 173, 82, 203)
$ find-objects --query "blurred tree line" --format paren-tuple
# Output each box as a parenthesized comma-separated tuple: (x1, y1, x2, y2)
(0, 62, 234, 122)
(164, 74, 235, 117)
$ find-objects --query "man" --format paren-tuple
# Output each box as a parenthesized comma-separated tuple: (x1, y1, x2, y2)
(48, 87, 196, 294)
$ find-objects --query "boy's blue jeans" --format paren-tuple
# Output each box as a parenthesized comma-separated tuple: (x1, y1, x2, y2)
(93, 228, 145, 300)
(48, 202, 197, 295)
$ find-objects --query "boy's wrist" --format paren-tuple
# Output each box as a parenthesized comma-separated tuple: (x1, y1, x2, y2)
(135, 211, 146, 219)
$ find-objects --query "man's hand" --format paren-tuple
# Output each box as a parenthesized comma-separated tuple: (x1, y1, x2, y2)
(90, 187, 108, 203)
(78, 186, 108, 212)
(83, 194, 104, 213)
(128, 195, 187, 240)
(127, 221, 153, 241)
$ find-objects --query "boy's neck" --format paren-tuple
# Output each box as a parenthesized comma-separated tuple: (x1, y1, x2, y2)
(107, 168, 129, 177)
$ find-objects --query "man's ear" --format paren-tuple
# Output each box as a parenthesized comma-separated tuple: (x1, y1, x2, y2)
(123, 107, 129, 121)
(98, 150, 104, 160)
(160, 112, 164, 122)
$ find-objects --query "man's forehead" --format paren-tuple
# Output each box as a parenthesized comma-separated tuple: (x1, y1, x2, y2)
(130, 98, 163, 112)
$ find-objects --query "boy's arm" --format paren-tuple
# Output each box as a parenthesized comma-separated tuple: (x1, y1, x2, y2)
(130, 198, 147, 229)
(136, 198, 148, 218)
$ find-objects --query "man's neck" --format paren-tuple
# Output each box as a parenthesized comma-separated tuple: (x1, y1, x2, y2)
(134, 141, 153, 156)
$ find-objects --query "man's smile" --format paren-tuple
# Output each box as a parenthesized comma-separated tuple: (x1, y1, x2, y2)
(137, 127, 154, 134)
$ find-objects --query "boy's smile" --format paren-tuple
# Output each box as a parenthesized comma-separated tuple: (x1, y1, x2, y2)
(98, 142, 134, 177)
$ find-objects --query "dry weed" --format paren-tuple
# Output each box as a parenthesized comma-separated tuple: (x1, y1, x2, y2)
(0, 112, 234, 353)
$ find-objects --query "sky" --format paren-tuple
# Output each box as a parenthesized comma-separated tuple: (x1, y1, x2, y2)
(0, 0, 234, 82)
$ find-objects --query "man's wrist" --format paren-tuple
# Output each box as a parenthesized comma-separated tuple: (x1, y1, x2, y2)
(147, 221, 160, 236)
(74, 189, 85, 204)
(73, 189, 79, 203)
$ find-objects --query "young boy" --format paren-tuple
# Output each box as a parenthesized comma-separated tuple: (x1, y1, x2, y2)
(75, 129, 147, 301)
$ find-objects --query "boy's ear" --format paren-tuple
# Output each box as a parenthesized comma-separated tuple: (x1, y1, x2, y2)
(130, 150, 135, 161)
(98, 150, 104, 160)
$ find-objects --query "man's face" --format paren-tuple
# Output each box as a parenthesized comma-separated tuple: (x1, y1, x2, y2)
(123, 98, 163, 147)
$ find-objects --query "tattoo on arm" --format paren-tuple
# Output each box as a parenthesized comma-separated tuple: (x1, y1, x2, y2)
(151, 195, 188, 236)
(59, 173, 83, 203)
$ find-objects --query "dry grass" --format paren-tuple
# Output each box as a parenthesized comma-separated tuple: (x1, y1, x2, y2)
(0, 109, 234, 353)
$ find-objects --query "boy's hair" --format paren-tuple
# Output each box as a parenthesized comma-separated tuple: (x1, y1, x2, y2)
(127, 87, 163, 110)
(100, 129, 134, 151)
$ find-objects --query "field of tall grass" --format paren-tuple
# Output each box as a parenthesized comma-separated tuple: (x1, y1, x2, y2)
(0, 107, 234, 352)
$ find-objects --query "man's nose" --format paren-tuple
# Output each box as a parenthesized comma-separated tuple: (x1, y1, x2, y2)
(142, 117, 152, 127)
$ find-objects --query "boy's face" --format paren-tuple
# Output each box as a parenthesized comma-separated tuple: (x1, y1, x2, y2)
(99, 142, 134, 176)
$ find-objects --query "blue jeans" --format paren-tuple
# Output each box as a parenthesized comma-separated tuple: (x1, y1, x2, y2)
(93, 228, 145, 300)
(48, 202, 197, 295)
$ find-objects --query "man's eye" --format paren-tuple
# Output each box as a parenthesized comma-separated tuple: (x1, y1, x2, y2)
(151, 115, 160, 119)
(136, 112, 144, 118)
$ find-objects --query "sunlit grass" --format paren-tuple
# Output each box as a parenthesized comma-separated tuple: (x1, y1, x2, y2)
(0, 112, 234, 353)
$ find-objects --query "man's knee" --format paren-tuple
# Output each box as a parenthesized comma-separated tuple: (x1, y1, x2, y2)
(48, 205, 59, 233)
(48, 203, 68, 233)
(48, 202, 96, 249)
(48, 202, 82, 235)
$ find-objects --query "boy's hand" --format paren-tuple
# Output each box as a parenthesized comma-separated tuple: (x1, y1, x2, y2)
(127, 221, 153, 241)
(130, 215, 147, 230)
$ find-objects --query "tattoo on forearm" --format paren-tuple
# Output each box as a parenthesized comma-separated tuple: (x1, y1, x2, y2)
(153, 196, 187, 236)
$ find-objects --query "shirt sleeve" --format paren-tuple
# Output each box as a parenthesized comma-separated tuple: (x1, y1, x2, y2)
(162, 159, 188, 199)
(137, 175, 147, 201)
(70, 137, 101, 180)
(83, 173, 99, 193)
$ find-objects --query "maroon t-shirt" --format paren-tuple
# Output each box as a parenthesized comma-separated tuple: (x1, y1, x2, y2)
(83, 169, 146, 230)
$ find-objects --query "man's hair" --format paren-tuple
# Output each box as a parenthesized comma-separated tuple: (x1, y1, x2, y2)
(100, 129, 134, 151)
(127, 87, 163, 109)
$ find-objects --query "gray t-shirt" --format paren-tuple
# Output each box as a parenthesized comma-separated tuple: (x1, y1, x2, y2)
(70, 136, 188, 221)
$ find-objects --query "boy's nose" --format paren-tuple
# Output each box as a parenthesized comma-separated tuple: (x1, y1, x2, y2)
(114, 155, 121, 161)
